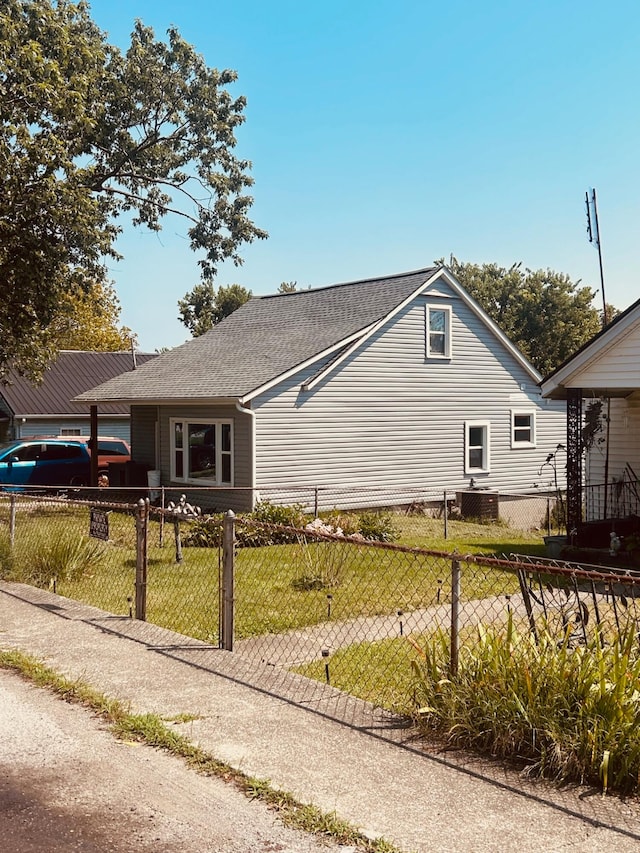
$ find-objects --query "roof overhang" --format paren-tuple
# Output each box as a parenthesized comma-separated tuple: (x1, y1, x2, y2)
(541, 300, 640, 400)
(73, 396, 242, 408)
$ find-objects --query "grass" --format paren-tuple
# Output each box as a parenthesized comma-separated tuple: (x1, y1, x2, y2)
(0, 648, 401, 853)
(0, 499, 535, 643)
(294, 635, 425, 713)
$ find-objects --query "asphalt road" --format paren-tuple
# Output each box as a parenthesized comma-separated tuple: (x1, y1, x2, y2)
(0, 670, 348, 853)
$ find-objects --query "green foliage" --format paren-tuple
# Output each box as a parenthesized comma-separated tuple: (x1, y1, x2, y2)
(23, 534, 106, 587)
(443, 257, 606, 375)
(413, 617, 640, 794)
(0, 532, 14, 577)
(237, 501, 306, 547)
(357, 511, 400, 542)
(277, 281, 298, 293)
(178, 282, 253, 336)
(50, 282, 135, 351)
(0, 0, 266, 379)
(320, 511, 361, 537)
(582, 399, 606, 453)
(180, 515, 224, 548)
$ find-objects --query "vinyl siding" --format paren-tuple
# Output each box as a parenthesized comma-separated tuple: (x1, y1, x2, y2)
(17, 418, 131, 440)
(252, 285, 566, 507)
(568, 322, 640, 389)
(132, 404, 253, 512)
(585, 398, 640, 485)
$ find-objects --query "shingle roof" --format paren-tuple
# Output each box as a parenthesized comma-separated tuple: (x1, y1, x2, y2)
(1, 351, 157, 416)
(77, 267, 440, 403)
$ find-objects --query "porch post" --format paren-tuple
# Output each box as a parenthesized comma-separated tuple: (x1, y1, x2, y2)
(566, 388, 583, 534)
(90, 405, 99, 487)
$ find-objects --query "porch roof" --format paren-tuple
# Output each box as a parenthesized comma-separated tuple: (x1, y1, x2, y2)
(541, 296, 640, 400)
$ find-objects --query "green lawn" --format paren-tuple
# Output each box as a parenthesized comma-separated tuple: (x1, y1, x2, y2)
(0, 498, 542, 645)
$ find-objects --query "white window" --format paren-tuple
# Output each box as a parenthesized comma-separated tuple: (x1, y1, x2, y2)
(170, 419, 233, 485)
(511, 411, 536, 448)
(465, 421, 490, 473)
(426, 304, 452, 359)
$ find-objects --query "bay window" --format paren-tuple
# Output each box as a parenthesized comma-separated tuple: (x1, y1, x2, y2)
(171, 419, 233, 485)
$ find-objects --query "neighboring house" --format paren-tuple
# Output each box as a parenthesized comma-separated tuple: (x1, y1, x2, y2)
(541, 296, 640, 538)
(0, 351, 157, 443)
(77, 266, 566, 512)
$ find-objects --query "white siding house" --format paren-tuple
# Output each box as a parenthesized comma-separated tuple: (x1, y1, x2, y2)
(541, 296, 640, 537)
(77, 266, 566, 511)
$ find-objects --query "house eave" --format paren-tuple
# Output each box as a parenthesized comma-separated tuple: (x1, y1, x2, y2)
(73, 396, 242, 408)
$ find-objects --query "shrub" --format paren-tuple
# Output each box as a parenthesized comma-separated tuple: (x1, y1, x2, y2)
(251, 500, 306, 528)
(357, 511, 399, 542)
(181, 515, 223, 548)
(237, 501, 307, 547)
(320, 511, 360, 537)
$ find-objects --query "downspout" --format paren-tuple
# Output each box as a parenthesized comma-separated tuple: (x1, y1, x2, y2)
(235, 401, 257, 510)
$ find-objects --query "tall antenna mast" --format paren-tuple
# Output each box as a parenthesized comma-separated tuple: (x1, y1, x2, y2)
(585, 188, 608, 326)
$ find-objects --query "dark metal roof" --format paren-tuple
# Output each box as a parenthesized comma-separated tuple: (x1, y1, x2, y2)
(77, 267, 441, 403)
(1, 351, 157, 416)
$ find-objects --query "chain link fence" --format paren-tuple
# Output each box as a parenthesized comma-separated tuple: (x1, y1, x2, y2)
(4, 486, 638, 716)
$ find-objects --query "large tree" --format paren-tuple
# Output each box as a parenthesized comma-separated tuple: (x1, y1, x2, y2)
(444, 258, 607, 376)
(0, 0, 266, 379)
(50, 282, 135, 351)
(178, 281, 252, 337)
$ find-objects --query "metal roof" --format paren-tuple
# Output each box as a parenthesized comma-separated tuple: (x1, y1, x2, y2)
(1, 351, 157, 416)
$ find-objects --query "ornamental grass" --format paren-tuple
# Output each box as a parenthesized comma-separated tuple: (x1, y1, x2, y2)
(412, 614, 640, 794)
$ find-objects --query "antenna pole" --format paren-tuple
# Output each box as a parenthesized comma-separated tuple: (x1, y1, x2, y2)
(586, 188, 608, 327)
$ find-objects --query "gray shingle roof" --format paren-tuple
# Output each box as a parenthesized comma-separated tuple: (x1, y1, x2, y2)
(1, 351, 157, 416)
(77, 267, 440, 403)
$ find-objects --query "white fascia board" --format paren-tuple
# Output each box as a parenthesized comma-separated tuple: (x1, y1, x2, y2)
(541, 306, 640, 397)
(74, 396, 241, 407)
(240, 327, 376, 403)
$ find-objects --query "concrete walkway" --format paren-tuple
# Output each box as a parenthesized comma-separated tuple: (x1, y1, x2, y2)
(2, 580, 640, 853)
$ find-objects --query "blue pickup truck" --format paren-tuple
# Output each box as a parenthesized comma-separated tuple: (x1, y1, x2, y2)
(0, 439, 93, 487)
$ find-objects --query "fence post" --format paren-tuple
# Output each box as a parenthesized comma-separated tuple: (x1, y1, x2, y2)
(9, 494, 16, 548)
(443, 490, 448, 540)
(314, 487, 319, 518)
(221, 510, 235, 651)
(450, 558, 461, 677)
(546, 497, 551, 536)
(159, 486, 165, 547)
(135, 498, 149, 621)
(174, 517, 183, 564)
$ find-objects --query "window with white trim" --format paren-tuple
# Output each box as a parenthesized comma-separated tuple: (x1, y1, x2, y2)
(465, 421, 490, 473)
(426, 305, 452, 358)
(60, 428, 82, 436)
(171, 419, 233, 485)
(511, 410, 536, 448)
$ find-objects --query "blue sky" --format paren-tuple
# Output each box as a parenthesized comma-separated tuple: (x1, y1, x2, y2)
(87, 0, 640, 351)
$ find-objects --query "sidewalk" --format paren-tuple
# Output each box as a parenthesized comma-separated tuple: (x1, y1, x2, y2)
(2, 580, 640, 853)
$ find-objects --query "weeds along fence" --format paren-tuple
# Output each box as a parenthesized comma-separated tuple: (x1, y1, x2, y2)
(3, 490, 636, 715)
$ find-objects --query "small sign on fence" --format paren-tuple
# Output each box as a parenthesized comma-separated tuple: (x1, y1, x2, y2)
(89, 507, 111, 541)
